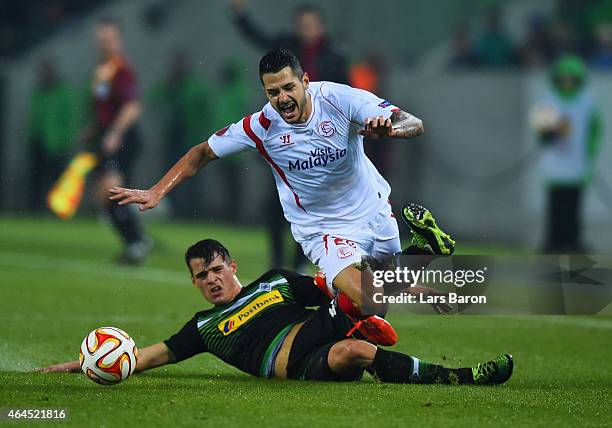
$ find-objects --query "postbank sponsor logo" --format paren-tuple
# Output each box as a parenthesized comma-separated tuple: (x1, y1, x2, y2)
(217, 290, 284, 335)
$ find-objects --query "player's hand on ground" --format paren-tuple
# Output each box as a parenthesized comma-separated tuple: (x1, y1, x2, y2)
(427, 289, 453, 314)
(359, 116, 394, 139)
(109, 187, 161, 211)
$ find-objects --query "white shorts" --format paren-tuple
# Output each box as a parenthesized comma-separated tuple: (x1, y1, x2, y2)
(295, 203, 401, 294)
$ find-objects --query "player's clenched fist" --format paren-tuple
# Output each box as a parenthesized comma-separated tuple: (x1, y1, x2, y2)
(109, 187, 161, 211)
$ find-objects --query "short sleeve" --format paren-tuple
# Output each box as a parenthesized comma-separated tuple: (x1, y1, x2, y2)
(208, 116, 258, 158)
(277, 269, 327, 307)
(320, 82, 399, 125)
(163, 316, 208, 363)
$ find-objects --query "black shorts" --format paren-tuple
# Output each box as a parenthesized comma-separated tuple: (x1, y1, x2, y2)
(95, 126, 142, 184)
(286, 300, 355, 380)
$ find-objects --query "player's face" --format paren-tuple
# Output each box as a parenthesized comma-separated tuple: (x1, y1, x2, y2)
(190, 255, 240, 305)
(296, 12, 324, 45)
(95, 24, 122, 57)
(558, 74, 579, 92)
(262, 66, 311, 124)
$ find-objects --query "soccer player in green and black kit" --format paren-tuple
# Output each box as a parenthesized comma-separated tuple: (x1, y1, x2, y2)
(40, 240, 512, 384)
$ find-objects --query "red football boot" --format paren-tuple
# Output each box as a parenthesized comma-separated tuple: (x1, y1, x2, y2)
(313, 271, 398, 346)
(346, 315, 398, 346)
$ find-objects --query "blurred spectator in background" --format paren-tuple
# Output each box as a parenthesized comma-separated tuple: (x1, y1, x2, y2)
(520, 14, 555, 67)
(349, 53, 393, 177)
(473, 7, 516, 68)
(0, 1, 107, 58)
(549, 21, 580, 58)
(27, 59, 78, 210)
(589, 22, 612, 70)
(530, 56, 602, 253)
(212, 60, 251, 223)
(229, 0, 348, 83)
(230, 0, 349, 270)
(349, 56, 380, 94)
(212, 60, 251, 132)
(151, 50, 210, 218)
(80, 18, 151, 264)
(448, 23, 477, 69)
(559, 0, 612, 57)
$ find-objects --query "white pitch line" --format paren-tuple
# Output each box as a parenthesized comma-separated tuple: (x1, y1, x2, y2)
(0, 250, 188, 285)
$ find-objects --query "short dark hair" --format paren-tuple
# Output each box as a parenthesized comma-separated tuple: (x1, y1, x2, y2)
(259, 49, 304, 84)
(185, 239, 231, 275)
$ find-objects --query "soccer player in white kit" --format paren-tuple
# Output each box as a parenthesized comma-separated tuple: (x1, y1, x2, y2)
(110, 49, 453, 342)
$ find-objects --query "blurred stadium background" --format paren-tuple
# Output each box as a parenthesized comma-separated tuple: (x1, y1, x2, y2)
(1, 2, 611, 426)
(0, 0, 611, 254)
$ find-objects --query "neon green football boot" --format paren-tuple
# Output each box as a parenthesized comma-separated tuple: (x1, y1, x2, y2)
(472, 354, 514, 385)
(401, 203, 456, 255)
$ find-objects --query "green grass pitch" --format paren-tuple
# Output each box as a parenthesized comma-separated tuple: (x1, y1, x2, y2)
(0, 216, 610, 427)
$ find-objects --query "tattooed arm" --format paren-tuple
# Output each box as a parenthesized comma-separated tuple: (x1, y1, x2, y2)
(358, 110, 424, 139)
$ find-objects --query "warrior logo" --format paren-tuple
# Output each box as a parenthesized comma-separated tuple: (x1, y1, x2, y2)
(280, 134, 292, 145)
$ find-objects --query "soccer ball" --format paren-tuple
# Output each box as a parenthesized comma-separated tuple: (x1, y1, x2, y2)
(79, 327, 138, 385)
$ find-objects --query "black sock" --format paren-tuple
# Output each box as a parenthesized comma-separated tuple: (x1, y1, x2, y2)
(370, 348, 474, 385)
(107, 200, 144, 245)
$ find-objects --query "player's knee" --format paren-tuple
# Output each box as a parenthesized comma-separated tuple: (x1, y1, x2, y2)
(330, 340, 375, 369)
(334, 265, 388, 317)
(336, 287, 388, 319)
(337, 292, 363, 318)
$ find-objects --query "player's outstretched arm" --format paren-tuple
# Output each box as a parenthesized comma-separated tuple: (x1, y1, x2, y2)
(36, 342, 175, 374)
(359, 110, 424, 140)
(109, 141, 218, 211)
(133, 342, 176, 372)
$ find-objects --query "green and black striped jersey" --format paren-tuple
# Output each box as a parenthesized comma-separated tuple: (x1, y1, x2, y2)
(164, 269, 326, 377)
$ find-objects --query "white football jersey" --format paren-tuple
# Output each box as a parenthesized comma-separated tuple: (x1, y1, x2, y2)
(208, 81, 400, 239)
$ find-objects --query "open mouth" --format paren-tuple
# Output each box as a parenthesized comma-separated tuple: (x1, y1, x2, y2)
(210, 285, 222, 294)
(279, 101, 297, 117)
